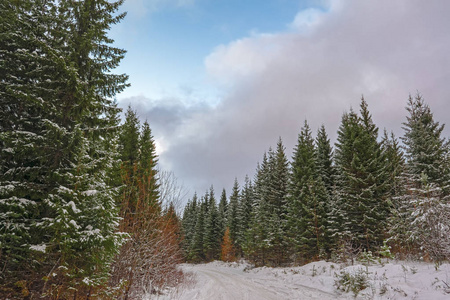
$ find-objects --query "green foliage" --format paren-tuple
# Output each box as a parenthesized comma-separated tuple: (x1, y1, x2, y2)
(217, 189, 228, 240)
(203, 187, 221, 261)
(391, 94, 450, 260)
(334, 268, 370, 297)
(236, 176, 254, 249)
(227, 178, 240, 247)
(332, 98, 390, 251)
(0, 0, 128, 297)
(180, 94, 450, 268)
(287, 121, 329, 262)
(316, 124, 335, 197)
(379, 240, 395, 261)
(402, 94, 450, 188)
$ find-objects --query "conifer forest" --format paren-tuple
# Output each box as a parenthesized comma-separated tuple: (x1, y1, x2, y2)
(181, 95, 450, 269)
(1, 0, 450, 299)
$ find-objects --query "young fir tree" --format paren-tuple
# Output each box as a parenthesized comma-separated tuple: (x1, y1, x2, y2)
(244, 140, 289, 266)
(118, 107, 141, 221)
(181, 193, 198, 257)
(227, 178, 240, 248)
(315, 125, 335, 253)
(287, 121, 328, 262)
(138, 121, 160, 213)
(401, 94, 450, 188)
(332, 99, 390, 251)
(243, 156, 271, 265)
(189, 195, 207, 262)
(236, 175, 254, 251)
(267, 139, 289, 216)
(393, 94, 450, 260)
(203, 186, 221, 261)
(265, 139, 290, 265)
(0, 0, 127, 296)
(329, 111, 358, 246)
(316, 125, 335, 196)
(244, 190, 271, 266)
(381, 130, 404, 200)
(217, 189, 228, 240)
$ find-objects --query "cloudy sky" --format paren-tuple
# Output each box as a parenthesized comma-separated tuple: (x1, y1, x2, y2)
(110, 0, 450, 201)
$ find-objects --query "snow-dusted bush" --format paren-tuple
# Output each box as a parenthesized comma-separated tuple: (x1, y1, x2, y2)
(334, 267, 370, 297)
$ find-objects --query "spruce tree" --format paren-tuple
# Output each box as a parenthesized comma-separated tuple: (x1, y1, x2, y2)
(227, 178, 240, 248)
(244, 139, 289, 265)
(266, 139, 290, 265)
(393, 94, 450, 260)
(381, 130, 404, 200)
(190, 195, 207, 262)
(333, 98, 390, 251)
(217, 189, 228, 240)
(236, 176, 254, 249)
(118, 107, 141, 220)
(138, 121, 160, 212)
(181, 194, 198, 258)
(287, 121, 328, 261)
(0, 0, 127, 296)
(203, 186, 220, 261)
(266, 139, 289, 215)
(316, 125, 335, 196)
(401, 94, 450, 188)
(243, 155, 270, 265)
(244, 192, 271, 266)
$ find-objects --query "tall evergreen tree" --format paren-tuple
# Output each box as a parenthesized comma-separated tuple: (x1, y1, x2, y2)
(181, 194, 198, 257)
(393, 94, 450, 260)
(118, 107, 141, 221)
(0, 0, 127, 296)
(227, 178, 240, 247)
(332, 98, 390, 251)
(244, 155, 270, 265)
(217, 189, 228, 239)
(203, 186, 220, 261)
(138, 121, 160, 212)
(287, 121, 328, 261)
(267, 139, 289, 215)
(316, 125, 335, 195)
(244, 139, 289, 265)
(381, 130, 404, 200)
(266, 139, 290, 265)
(190, 195, 207, 262)
(237, 176, 254, 249)
(401, 94, 450, 188)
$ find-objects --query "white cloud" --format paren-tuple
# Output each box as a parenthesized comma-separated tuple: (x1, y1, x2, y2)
(204, 34, 281, 86)
(127, 0, 450, 197)
(290, 8, 326, 31)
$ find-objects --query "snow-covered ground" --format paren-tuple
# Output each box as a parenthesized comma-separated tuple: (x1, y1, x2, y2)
(148, 260, 450, 299)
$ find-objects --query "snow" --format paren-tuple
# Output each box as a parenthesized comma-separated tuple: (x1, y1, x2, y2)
(83, 190, 98, 196)
(66, 201, 81, 214)
(153, 260, 450, 300)
(69, 219, 79, 229)
(30, 244, 47, 253)
(0, 196, 37, 207)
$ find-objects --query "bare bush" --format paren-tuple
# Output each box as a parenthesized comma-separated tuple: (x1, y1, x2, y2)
(109, 169, 186, 299)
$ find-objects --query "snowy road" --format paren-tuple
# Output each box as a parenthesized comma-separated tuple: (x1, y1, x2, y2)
(152, 261, 450, 300)
(177, 262, 338, 300)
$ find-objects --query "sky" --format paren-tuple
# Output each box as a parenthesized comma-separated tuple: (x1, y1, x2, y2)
(110, 0, 450, 202)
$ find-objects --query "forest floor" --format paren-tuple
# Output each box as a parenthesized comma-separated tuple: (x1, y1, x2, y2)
(147, 260, 450, 299)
